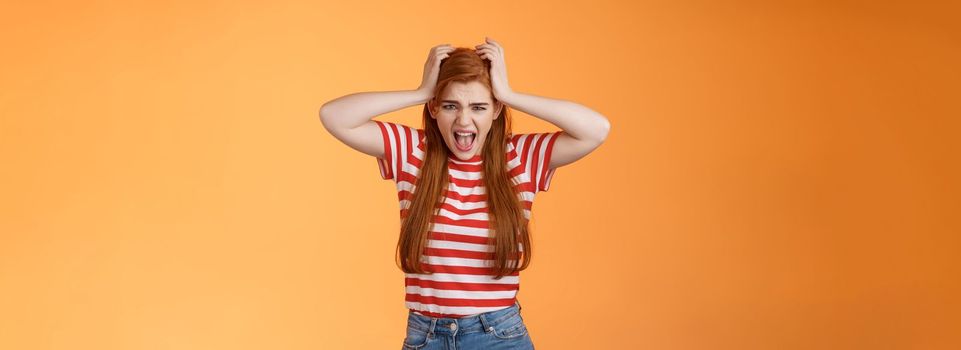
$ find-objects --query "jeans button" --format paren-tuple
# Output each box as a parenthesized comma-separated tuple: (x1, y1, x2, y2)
(449, 323, 457, 330)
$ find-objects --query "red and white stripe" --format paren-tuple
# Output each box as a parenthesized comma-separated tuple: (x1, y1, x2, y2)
(374, 120, 560, 318)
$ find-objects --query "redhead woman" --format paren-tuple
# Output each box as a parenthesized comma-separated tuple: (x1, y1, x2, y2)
(319, 37, 610, 349)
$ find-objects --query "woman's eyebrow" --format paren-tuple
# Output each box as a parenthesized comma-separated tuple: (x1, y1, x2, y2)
(440, 100, 490, 106)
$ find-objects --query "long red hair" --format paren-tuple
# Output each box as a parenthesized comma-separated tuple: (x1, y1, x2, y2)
(396, 47, 532, 279)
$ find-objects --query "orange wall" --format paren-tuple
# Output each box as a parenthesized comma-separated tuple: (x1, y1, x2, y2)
(1, 1, 959, 349)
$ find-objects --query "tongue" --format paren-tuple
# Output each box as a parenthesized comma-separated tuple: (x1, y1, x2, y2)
(455, 134, 474, 148)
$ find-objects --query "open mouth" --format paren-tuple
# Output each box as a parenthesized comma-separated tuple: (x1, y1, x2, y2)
(453, 131, 476, 151)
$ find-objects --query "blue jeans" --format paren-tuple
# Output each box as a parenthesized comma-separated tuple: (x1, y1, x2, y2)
(402, 301, 535, 349)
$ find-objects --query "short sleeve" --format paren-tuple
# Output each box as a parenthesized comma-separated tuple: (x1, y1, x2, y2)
(373, 120, 421, 183)
(510, 131, 562, 192)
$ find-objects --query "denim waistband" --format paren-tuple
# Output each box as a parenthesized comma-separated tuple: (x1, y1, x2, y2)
(406, 301, 523, 336)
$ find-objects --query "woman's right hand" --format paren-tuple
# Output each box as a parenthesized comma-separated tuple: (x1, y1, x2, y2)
(417, 44, 454, 96)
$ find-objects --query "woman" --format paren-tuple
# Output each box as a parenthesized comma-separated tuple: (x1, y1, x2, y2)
(319, 37, 610, 349)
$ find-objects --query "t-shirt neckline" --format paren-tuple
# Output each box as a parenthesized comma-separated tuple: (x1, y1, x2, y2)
(448, 153, 483, 163)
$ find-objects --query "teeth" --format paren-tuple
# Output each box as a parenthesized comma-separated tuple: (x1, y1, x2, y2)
(454, 131, 475, 149)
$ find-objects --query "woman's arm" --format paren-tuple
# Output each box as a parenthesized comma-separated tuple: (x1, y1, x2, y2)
(318, 89, 429, 159)
(500, 90, 611, 169)
(499, 91, 610, 144)
(320, 89, 429, 131)
(319, 44, 454, 158)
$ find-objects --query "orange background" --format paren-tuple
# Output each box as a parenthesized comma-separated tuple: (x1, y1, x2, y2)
(2, 1, 959, 349)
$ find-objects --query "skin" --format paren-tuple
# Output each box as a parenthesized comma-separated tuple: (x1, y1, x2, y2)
(427, 80, 505, 160)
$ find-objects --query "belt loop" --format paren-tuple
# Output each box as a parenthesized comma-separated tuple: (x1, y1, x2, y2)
(428, 318, 438, 336)
(479, 312, 494, 333)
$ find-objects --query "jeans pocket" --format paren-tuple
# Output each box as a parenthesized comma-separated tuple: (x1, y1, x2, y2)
(402, 325, 432, 349)
(489, 312, 529, 340)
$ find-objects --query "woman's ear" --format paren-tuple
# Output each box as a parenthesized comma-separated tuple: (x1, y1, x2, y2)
(493, 100, 504, 120)
(427, 98, 436, 119)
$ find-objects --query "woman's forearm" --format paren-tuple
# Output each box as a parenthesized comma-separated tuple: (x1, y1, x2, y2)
(320, 89, 431, 130)
(499, 90, 610, 144)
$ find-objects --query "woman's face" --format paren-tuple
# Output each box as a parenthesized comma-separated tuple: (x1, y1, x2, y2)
(429, 81, 503, 160)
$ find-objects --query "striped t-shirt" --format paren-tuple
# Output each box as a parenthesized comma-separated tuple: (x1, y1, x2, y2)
(374, 120, 562, 318)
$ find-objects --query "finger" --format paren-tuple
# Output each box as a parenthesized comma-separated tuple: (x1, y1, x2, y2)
(487, 41, 503, 53)
(479, 45, 499, 55)
(431, 45, 452, 54)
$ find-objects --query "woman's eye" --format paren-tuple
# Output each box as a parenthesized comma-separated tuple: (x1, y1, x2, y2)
(442, 105, 485, 111)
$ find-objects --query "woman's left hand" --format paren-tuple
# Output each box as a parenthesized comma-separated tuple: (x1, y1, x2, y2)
(475, 37, 513, 102)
